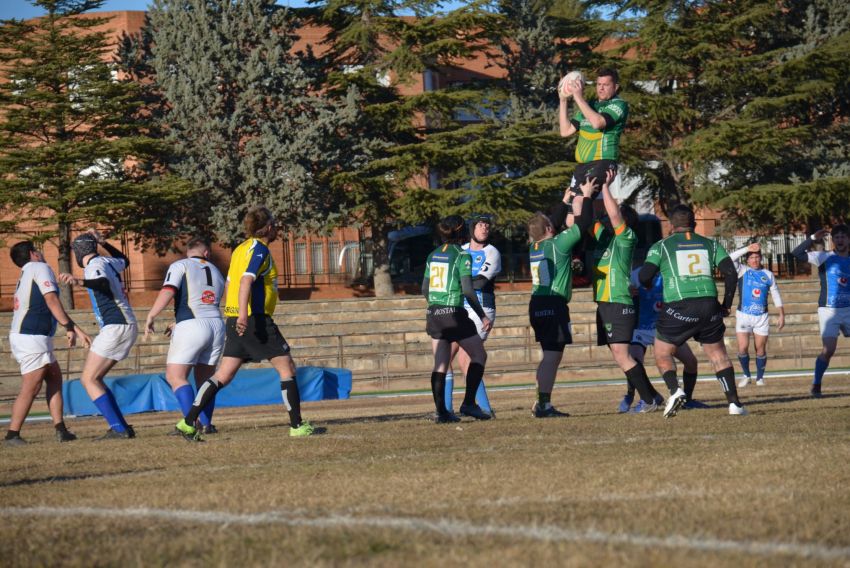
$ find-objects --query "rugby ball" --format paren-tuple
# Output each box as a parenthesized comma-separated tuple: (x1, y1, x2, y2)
(558, 71, 584, 97)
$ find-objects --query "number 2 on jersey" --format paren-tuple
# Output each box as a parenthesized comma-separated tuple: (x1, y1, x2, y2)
(675, 250, 710, 276)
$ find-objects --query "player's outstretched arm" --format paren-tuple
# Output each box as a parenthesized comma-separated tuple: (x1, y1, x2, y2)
(600, 170, 621, 227)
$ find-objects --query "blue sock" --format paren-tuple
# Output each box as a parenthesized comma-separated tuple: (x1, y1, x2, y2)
(198, 397, 215, 428)
(814, 357, 829, 385)
(737, 353, 751, 377)
(475, 379, 492, 413)
(444, 372, 454, 413)
(174, 385, 194, 417)
(93, 391, 127, 433)
(755, 356, 767, 379)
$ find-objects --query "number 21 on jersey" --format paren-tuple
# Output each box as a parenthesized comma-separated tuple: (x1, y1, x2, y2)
(675, 250, 710, 276)
(429, 261, 449, 292)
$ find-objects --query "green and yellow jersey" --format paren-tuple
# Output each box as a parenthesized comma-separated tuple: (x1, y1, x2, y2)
(424, 244, 473, 307)
(573, 96, 628, 163)
(529, 224, 583, 301)
(591, 220, 636, 304)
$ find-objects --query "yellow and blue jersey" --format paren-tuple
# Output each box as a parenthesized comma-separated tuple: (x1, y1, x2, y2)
(224, 238, 278, 317)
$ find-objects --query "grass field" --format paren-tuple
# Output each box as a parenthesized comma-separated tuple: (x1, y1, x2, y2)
(2, 374, 849, 567)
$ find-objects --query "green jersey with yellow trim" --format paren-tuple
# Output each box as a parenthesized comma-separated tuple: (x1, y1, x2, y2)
(574, 96, 628, 162)
(591, 220, 636, 304)
(529, 224, 583, 300)
(644, 231, 730, 302)
(424, 243, 473, 307)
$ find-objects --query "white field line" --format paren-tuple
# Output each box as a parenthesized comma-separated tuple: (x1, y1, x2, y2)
(2, 368, 847, 424)
(2, 505, 849, 561)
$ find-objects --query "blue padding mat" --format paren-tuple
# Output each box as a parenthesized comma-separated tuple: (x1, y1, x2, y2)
(62, 366, 352, 417)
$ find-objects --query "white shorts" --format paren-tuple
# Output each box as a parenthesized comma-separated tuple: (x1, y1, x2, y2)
(630, 328, 655, 347)
(9, 333, 56, 375)
(818, 307, 850, 339)
(735, 311, 770, 336)
(465, 307, 496, 341)
(91, 323, 138, 362)
(167, 318, 225, 366)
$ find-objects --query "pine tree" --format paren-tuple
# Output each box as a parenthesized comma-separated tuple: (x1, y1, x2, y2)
(0, 0, 198, 307)
(147, 0, 342, 247)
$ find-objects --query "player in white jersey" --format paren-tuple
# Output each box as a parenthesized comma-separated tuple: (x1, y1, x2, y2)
(730, 243, 785, 387)
(444, 215, 501, 416)
(145, 237, 226, 434)
(5, 241, 91, 446)
(59, 230, 138, 440)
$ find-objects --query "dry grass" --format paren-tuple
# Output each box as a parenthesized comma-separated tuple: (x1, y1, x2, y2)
(1, 375, 849, 567)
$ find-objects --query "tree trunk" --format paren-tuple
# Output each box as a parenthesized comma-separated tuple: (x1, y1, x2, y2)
(372, 227, 394, 298)
(57, 221, 75, 310)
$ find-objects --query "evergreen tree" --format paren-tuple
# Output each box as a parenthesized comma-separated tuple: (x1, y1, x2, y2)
(305, 0, 499, 296)
(0, 0, 198, 307)
(594, 0, 849, 230)
(147, 0, 343, 246)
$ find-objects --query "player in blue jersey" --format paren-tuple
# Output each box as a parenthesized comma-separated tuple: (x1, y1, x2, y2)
(730, 243, 785, 388)
(792, 225, 850, 397)
(145, 236, 226, 435)
(5, 241, 91, 446)
(59, 230, 138, 440)
(444, 215, 501, 417)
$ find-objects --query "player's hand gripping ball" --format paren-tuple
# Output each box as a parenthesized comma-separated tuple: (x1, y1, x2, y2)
(558, 70, 584, 98)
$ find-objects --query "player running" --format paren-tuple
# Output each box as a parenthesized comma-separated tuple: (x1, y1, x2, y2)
(59, 230, 138, 439)
(423, 215, 492, 423)
(638, 205, 747, 417)
(175, 206, 313, 440)
(5, 241, 91, 446)
(730, 243, 785, 387)
(145, 236, 225, 435)
(444, 215, 501, 417)
(791, 225, 850, 397)
(526, 177, 594, 417)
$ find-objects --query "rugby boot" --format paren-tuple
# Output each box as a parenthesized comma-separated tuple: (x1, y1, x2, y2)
(55, 429, 77, 442)
(532, 402, 569, 418)
(810, 383, 823, 398)
(290, 420, 315, 437)
(663, 388, 687, 419)
(728, 403, 749, 416)
(434, 411, 461, 424)
(4, 434, 27, 447)
(617, 394, 634, 413)
(175, 419, 202, 442)
(459, 403, 492, 420)
(95, 425, 136, 441)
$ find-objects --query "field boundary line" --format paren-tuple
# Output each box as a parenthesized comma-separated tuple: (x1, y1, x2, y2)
(2, 506, 849, 561)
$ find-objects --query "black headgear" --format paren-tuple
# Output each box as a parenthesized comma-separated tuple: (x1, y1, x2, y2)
(72, 234, 98, 268)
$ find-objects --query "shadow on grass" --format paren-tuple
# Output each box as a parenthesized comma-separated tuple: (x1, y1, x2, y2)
(0, 467, 165, 488)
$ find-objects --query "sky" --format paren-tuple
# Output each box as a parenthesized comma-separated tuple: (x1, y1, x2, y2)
(1, 0, 315, 20)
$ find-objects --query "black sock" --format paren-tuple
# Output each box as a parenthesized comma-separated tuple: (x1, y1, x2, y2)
(683, 371, 698, 401)
(280, 379, 303, 427)
(662, 370, 679, 394)
(54, 422, 69, 433)
(185, 379, 221, 425)
(626, 381, 636, 397)
(5, 430, 20, 440)
(431, 372, 448, 414)
(625, 363, 655, 403)
(716, 366, 740, 405)
(463, 363, 485, 406)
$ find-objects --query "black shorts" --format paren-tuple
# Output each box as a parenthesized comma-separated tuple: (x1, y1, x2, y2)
(569, 160, 618, 194)
(426, 305, 478, 342)
(596, 302, 636, 346)
(223, 314, 291, 362)
(529, 295, 572, 352)
(656, 298, 726, 346)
